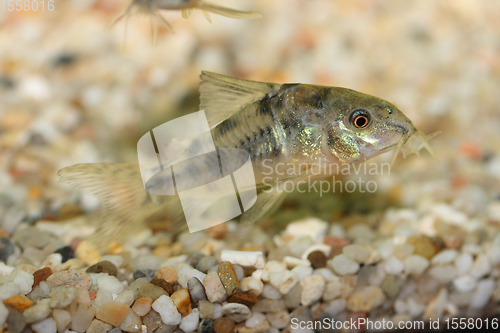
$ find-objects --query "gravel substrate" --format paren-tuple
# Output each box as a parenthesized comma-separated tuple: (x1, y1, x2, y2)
(1, 0, 500, 332)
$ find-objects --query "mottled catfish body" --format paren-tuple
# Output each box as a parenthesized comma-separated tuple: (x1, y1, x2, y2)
(59, 71, 436, 262)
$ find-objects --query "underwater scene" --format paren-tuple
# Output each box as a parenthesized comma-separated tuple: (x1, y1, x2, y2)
(0, 0, 500, 332)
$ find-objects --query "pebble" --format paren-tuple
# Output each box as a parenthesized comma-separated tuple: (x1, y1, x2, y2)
(233, 320, 269, 333)
(150, 278, 174, 295)
(86, 261, 118, 277)
(329, 254, 359, 275)
(454, 253, 473, 275)
(240, 277, 263, 296)
(218, 262, 240, 296)
(32, 267, 53, 289)
(323, 279, 342, 301)
(470, 279, 495, 308)
(152, 295, 181, 325)
(347, 286, 385, 312)
(92, 289, 113, 311)
(323, 299, 347, 316)
(137, 283, 167, 301)
(261, 261, 286, 282)
(196, 256, 218, 274)
(202, 271, 227, 303)
(114, 289, 135, 307)
(119, 309, 142, 332)
(340, 275, 358, 299)
(283, 256, 310, 268)
(431, 249, 458, 265)
(70, 303, 96, 332)
(342, 244, 372, 264)
(54, 246, 74, 263)
(49, 287, 79, 309)
(0, 282, 20, 301)
(285, 218, 328, 242)
(155, 267, 178, 284)
(86, 319, 112, 333)
(429, 265, 457, 284)
(97, 275, 126, 295)
(252, 299, 285, 313)
(171, 288, 191, 316)
(383, 256, 404, 275)
(11, 268, 34, 295)
(187, 277, 206, 306)
(213, 303, 222, 319)
(290, 265, 313, 281)
(300, 275, 325, 306)
(403, 255, 430, 276)
(470, 254, 492, 279)
(266, 310, 290, 329)
(3, 295, 33, 312)
(284, 284, 301, 309)
(46, 271, 92, 290)
(23, 299, 51, 324)
(96, 301, 130, 326)
(381, 275, 400, 298)
(6, 306, 26, 333)
(133, 269, 156, 281)
(261, 284, 281, 300)
(213, 317, 235, 333)
(307, 251, 327, 269)
(245, 312, 266, 328)
(142, 310, 162, 331)
(52, 309, 71, 333)
(198, 319, 214, 333)
(179, 308, 199, 332)
(220, 251, 265, 269)
(31, 317, 57, 333)
(198, 300, 214, 319)
(99, 255, 124, 269)
(132, 297, 153, 316)
(228, 292, 258, 308)
(406, 236, 439, 259)
(453, 275, 477, 292)
(126, 278, 148, 299)
(176, 264, 206, 289)
(0, 237, 14, 262)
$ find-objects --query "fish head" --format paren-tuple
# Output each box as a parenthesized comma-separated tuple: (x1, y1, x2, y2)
(324, 88, 435, 164)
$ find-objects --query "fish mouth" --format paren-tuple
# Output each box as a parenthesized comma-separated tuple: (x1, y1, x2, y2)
(389, 128, 441, 166)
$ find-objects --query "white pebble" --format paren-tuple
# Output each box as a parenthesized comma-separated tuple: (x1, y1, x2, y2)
(470, 255, 492, 279)
(312, 268, 337, 282)
(11, 268, 34, 295)
(290, 265, 313, 281)
(285, 218, 328, 242)
(429, 265, 457, 284)
(152, 295, 181, 325)
(0, 263, 15, 276)
(269, 270, 298, 294)
(454, 253, 473, 275)
(266, 310, 290, 329)
(176, 264, 206, 289)
(383, 256, 404, 275)
(283, 256, 310, 268)
(403, 255, 429, 276)
(453, 275, 477, 292)
(96, 275, 125, 295)
(115, 289, 135, 306)
(323, 299, 346, 316)
(300, 275, 325, 306)
(261, 261, 286, 282)
(120, 310, 142, 333)
(213, 303, 222, 319)
(329, 255, 359, 275)
(52, 309, 71, 333)
(431, 250, 458, 265)
(179, 308, 199, 333)
(376, 240, 395, 259)
(221, 250, 265, 269)
(323, 279, 342, 301)
(245, 312, 266, 328)
(221, 303, 250, 323)
(0, 303, 7, 326)
(240, 277, 263, 296)
(342, 244, 371, 264)
(470, 279, 495, 308)
(0, 282, 20, 301)
(202, 271, 227, 303)
(32, 318, 57, 333)
(261, 284, 282, 299)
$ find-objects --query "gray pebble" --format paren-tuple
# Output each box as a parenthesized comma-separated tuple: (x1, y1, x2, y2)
(187, 252, 205, 268)
(133, 269, 156, 281)
(198, 319, 214, 333)
(23, 299, 51, 324)
(0, 237, 14, 263)
(108, 328, 122, 333)
(7, 306, 27, 333)
(187, 277, 207, 306)
(196, 256, 218, 273)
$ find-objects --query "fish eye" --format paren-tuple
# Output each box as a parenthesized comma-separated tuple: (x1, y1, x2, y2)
(349, 109, 371, 129)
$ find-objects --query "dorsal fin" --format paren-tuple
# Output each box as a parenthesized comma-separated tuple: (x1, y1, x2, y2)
(199, 71, 281, 128)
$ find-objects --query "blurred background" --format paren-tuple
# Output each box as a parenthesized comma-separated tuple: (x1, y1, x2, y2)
(0, 0, 499, 231)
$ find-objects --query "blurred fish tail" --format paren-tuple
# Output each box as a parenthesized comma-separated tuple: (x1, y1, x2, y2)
(197, 1, 263, 19)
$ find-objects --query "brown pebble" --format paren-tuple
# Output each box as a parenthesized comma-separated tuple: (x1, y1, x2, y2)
(150, 278, 173, 295)
(171, 288, 191, 316)
(3, 295, 33, 312)
(307, 250, 327, 268)
(407, 236, 440, 259)
(155, 266, 178, 284)
(96, 301, 130, 326)
(218, 261, 240, 296)
(86, 261, 118, 277)
(214, 317, 235, 333)
(89, 290, 97, 301)
(138, 283, 167, 301)
(32, 267, 52, 288)
(207, 223, 227, 239)
(323, 237, 350, 258)
(228, 292, 258, 308)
